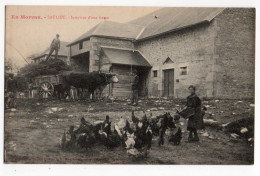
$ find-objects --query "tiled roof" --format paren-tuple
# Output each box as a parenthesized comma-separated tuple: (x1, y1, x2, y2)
(67, 21, 144, 46)
(68, 7, 225, 45)
(130, 7, 225, 40)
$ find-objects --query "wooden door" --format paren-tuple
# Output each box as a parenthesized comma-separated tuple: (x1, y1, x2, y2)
(163, 69, 174, 97)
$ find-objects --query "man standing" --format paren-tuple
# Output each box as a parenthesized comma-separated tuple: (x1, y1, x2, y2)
(46, 34, 60, 61)
(132, 71, 139, 106)
(5, 74, 17, 108)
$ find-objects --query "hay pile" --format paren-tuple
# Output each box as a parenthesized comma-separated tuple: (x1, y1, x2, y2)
(19, 59, 72, 79)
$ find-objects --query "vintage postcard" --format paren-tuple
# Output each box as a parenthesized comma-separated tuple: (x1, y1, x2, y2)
(4, 6, 255, 164)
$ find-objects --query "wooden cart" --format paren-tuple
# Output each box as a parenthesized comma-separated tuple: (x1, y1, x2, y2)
(33, 74, 63, 98)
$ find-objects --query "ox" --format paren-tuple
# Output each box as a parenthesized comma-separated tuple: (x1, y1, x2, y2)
(56, 72, 119, 100)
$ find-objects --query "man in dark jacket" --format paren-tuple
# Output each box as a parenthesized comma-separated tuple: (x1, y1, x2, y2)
(185, 85, 203, 142)
(131, 71, 139, 106)
(46, 34, 60, 61)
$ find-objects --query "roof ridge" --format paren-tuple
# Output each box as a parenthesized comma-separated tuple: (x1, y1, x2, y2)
(129, 7, 164, 23)
(68, 8, 225, 45)
(92, 21, 105, 35)
(135, 27, 146, 40)
(206, 8, 225, 21)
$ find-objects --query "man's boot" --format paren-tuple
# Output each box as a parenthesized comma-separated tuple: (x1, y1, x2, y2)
(187, 131, 193, 142)
(193, 131, 199, 142)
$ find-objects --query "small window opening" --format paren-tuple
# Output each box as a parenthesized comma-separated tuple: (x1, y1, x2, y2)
(79, 42, 83, 50)
(180, 67, 187, 75)
(153, 70, 158, 77)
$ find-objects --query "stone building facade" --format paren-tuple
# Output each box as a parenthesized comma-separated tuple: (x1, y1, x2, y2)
(67, 8, 255, 99)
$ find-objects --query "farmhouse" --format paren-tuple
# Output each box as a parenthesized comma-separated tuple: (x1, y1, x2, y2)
(33, 41, 69, 64)
(67, 8, 255, 99)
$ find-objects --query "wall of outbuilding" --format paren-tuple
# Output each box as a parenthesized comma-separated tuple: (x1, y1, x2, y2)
(212, 8, 255, 99)
(136, 22, 217, 99)
(67, 8, 255, 99)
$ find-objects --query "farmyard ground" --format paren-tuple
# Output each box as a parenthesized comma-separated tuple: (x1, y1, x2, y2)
(4, 98, 254, 164)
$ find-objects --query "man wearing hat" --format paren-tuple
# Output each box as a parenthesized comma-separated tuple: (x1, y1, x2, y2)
(131, 70, 139, 106)
(46, 34, 60, 61)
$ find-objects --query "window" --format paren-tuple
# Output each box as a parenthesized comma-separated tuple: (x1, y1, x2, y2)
(153, 70, 158, 77)
(79, 42, 83, 50)
(180, 67, 187, 75)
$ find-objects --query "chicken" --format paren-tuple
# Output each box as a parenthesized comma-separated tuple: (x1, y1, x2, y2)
(100, 130, 121, 149)
(96, 116, 122, 149)
(150, 117, 160, 136)
(127, 147, 148, 159)
(157, 112, 176, 146)
(131, 110, 139, 124)
(169, 115, 182, 145)
(168, 127, 182, 145)
(74, 117, 94, 134)
(101, 115, 112, 135)
(125, 120, 134, 134)
(134, 120, 153, 149)
(77, 131, 96, 149)
(117, 116, 127, 129)
(145, 126, 153, 149)
(125, 132, 136, 149)
(60, 126, 77, 149)
(93, 115, 112, 141)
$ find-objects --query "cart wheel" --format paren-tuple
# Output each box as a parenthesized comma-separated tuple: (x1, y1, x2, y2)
(38, 81, 54, 99)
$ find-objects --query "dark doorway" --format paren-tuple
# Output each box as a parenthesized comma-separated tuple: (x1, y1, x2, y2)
(163, 69, 174, 97)
(136, 66, 150, 97)
(71, 52, 90, 72)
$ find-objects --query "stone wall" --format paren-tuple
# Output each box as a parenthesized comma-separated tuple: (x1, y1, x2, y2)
(67, 8, 255, 99)
(69, 37, 134, 72)
(70, 40, 91, 57)
(90, 37, 134, 72)
(136, 22, 216, 98)
(89, 37, 135, 97)
(213, 8, 255, 99)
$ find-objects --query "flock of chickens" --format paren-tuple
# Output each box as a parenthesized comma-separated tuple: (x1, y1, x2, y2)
(60, 111, 182, 158)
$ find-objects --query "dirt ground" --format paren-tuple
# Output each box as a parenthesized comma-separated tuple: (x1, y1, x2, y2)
(4, 98, 254, 164)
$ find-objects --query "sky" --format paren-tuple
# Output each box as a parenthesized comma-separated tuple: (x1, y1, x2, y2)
(5, 6, 160, 67)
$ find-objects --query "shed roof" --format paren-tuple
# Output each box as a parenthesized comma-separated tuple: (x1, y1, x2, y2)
(101, 47, 151, 67)
(33, 41, 69, 60)
(130, 7, 225, 40)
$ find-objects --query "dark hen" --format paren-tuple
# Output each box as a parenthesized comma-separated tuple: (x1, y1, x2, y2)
(100, 131, 121, 149)
(74, 117, 94, 134)
(169, 127, 182, 145)
(131, 110, 139, 124)
(77, 132, 96, 149)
